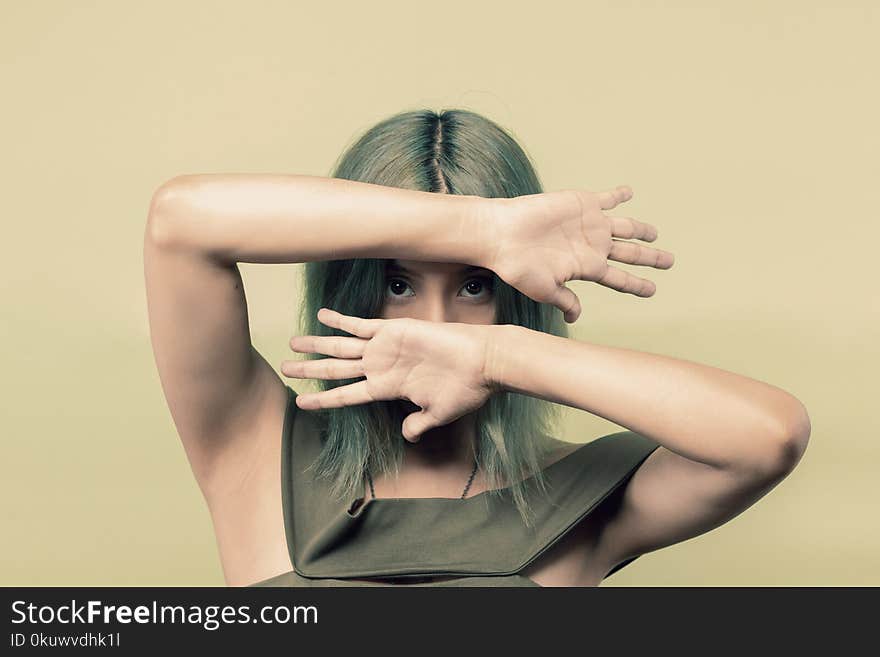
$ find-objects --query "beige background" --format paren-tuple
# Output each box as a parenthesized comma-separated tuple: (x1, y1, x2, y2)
(2, 0, 877, 586)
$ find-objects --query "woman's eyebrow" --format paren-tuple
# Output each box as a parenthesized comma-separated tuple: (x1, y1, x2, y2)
(386, 262, 491, 278)
(459, 265, 492, 275)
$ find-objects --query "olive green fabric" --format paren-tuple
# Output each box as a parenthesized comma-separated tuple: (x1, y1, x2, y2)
(249, 386, 660, 587)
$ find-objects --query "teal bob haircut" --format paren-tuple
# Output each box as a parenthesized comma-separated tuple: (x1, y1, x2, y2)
(297, 108, 570, 526)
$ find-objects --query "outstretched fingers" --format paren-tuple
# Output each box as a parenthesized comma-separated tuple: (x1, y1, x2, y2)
(595, 264, 657, 297)
(317, 307, 383, 338)
(606, 215, 658, 242)
(295, 380, 375, 410)
(289, 334, 367, 359)
(608, 239, 675, 269)
(596, 185, 634, 211)
(281, 357, 365, 381)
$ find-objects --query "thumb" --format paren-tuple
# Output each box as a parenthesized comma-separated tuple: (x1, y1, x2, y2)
(551, 284, 581, 323)
(402, 410, 435, 443)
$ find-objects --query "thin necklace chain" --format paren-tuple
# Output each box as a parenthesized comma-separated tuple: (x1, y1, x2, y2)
(365, 456, 479, 500)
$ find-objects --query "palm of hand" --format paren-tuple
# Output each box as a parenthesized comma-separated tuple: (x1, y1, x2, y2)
(283, 309, 496, 442)
(492, 191, 611, 300)
(363, 320, 493, 425)
(485, 187, 673, 323)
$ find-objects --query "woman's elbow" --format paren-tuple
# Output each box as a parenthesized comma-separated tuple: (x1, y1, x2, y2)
(771, 397, 812, 475)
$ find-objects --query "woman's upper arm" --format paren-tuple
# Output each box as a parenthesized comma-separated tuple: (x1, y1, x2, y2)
(143, 199, 289, 495)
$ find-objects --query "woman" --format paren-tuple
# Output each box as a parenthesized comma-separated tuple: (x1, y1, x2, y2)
(143, 109, 811, 587)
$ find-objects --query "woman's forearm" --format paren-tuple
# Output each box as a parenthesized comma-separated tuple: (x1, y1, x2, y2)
(484, 325, 811, 473)
(147, 173, 495, 265)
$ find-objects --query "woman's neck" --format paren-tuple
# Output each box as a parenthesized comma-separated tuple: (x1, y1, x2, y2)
(393, 400, 478, 469)
(368, 404, 480, 498)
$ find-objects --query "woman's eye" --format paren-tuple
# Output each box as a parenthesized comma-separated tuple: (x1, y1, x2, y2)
(386, 278, 414, 298)
(460, 277, 494, 299)
(384, 277, 494, 301)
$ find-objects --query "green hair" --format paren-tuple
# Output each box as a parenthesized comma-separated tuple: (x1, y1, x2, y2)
(296, 108, 570, 527)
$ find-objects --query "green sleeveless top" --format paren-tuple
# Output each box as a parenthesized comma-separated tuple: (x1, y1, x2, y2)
(250, 386, 660, 587)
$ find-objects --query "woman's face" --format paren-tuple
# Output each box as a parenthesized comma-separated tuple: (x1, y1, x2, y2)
(379, 259, 497, 325)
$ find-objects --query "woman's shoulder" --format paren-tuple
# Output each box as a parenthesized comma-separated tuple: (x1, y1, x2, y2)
(540, 435, 584, 465)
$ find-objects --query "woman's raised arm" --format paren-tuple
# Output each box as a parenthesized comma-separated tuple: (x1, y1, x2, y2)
(143, 174, 492, 501)
(147, 173, 494, 265)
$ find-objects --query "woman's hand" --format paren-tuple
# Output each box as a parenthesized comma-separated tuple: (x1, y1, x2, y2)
(281, 308, 498, 442)
(481, 185, 675, 323)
